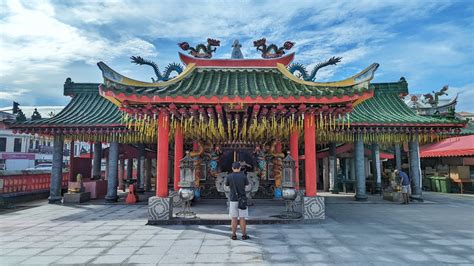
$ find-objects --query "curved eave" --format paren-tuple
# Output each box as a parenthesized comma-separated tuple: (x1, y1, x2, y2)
(179, 52, 295, 68)
(99, 85, 373, 105)
(97, 61, 196, 88)
(277, 63, 379, 88)
(10, 124, 124, 129)
(348, 122, 465, 127)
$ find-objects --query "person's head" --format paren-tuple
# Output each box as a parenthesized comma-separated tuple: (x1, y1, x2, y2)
(394, 169, 399, 176)
(232, 162, 241, 172)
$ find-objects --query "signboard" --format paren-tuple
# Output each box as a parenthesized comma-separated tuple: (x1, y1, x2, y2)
(0, 153, 36, 160)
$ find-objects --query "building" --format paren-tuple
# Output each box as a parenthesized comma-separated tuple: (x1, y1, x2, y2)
(8, 38, 467, 221)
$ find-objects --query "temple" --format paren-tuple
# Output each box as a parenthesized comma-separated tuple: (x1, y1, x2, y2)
(9, 38, 467, 221)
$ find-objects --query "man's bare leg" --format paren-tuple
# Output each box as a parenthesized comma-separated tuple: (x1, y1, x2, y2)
(231, 217, 238, 236)
(240, 218, 246, 236)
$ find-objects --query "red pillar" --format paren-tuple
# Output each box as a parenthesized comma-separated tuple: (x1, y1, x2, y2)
(304, 112, 317, 196)
(156, 111, 170, 197)
(174, 124, 184, 191)
(290, 130, 299, 190)
(69, 140, 75, 182)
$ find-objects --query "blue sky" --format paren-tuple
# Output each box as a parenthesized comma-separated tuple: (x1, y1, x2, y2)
(1, 0, 473, 112)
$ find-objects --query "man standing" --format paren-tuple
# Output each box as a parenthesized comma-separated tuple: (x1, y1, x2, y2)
(395, 169, 410, 204)
(225, 162, 250, 240)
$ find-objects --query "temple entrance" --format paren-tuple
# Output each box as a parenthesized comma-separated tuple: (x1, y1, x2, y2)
(220, 148, 255, 173)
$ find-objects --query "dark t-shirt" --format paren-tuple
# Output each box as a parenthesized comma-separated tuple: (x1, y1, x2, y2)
(225, 172, 249, 202)
(400, 171, 410, 186)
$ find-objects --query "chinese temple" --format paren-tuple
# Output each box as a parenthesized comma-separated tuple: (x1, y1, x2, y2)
(9, 38, 467, 221)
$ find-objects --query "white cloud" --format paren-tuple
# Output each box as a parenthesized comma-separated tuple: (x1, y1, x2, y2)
(0, 0, 471, 111)
(0, 0, 157, 84)
(449, 83, 474, 113)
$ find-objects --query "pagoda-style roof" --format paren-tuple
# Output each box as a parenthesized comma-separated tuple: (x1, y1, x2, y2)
(10, 81, 121, 130)
(349, 80, 464, 127)
(98, 60, 379, 105)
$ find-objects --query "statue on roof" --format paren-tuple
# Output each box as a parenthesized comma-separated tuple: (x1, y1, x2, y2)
(130, 56, 183, 83)
(287, 56, 342, 81)
(178, 38, 220, 58)
(253, 38, 294, 58)
(16, 109, 26, 122)
(423, 85, 449, 107)
(231, 40, 244, 59)
(31, 108, 42, 120)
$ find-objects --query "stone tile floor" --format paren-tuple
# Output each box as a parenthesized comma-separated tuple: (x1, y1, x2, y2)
(0, 191, 473, 265)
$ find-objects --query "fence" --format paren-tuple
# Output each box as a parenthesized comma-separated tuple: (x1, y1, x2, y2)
(0, 172, 68, 194)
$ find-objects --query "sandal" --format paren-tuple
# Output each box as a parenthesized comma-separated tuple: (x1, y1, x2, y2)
(231, 234, 237, 240)
(242, 235, 250, 240)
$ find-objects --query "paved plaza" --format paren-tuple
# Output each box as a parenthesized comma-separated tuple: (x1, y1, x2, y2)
(0, 192, 473, 265)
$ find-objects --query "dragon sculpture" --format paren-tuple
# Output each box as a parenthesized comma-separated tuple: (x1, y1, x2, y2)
(178, 38, 220, 58)
(253, 38, 295, 58)
(130, 56, 183, 83)
(423, 85, 449, 106)
(288, 56, 342, 81)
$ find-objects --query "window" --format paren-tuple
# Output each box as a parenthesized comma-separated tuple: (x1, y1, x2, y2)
(14, 138, 22, 152)
(0, 138, 6, 152)
(470, 166, 474, 180)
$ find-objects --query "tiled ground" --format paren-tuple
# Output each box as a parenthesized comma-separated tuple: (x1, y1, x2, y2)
(0, 191, 473, 265)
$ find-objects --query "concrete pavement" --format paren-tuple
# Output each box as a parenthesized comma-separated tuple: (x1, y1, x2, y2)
(0, 191, 473, 265)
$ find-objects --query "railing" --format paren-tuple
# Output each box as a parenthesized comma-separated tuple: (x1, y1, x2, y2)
(0, 172, 68, 194)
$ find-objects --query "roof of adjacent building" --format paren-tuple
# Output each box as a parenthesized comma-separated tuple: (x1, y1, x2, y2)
(10, 81, 121, 128)
(420, 135, 474, 157)
(348, 80, 465, 126)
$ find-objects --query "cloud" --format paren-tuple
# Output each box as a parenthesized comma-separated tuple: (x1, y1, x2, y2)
(449, 83, 474, 112)
(0, 0, 157, 84)
(0, 0, 472, 112)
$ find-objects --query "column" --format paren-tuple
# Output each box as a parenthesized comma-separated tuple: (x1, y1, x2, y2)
(126, 158, 133, 179)
(394, 144, 402, 171)
(156, 111, 170, 197)
(350, 157, 356, 180)
(137, 144, 146, 191)
(105, 141, 119, 202)
(329, 143, 338, 193)
(92, 141, 102, 178)
(118, 159, 125, 191)
(304, 112, 317, 196)
(174, 125, 184, 191)
(48, 134, 64, 203)
(104, 154, 109, 180)
(322, 157, 329, 191)
(354, 135, 367, 201)
(409, 135, 422, 199)
(372, 143, 381, 192)
(69, 140, 75, 182)
(145, 158, 152, 192)
(290, 130, 299, 190)
(344, 158, 350, 180)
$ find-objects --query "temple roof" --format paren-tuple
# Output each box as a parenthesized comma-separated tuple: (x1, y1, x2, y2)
(98, 61, 379, 104)
(10, 82, 121, 129)
(348, 80, 465, 127)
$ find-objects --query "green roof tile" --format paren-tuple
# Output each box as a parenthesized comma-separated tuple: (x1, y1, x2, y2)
(104, 68, 371, 99)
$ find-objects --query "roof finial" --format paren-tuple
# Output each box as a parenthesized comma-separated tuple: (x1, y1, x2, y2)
(231, 40, 244, 59)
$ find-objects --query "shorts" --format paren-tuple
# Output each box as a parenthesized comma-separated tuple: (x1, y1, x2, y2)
(229, 201, 249, 219)
(401, 185, 410, 194)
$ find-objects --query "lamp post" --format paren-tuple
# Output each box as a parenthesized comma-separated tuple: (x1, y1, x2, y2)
(280, 152, 301, 219)
(176, 151, 196, 218)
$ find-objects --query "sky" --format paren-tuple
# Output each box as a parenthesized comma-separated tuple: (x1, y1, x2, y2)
(1, 0, 473, 112)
